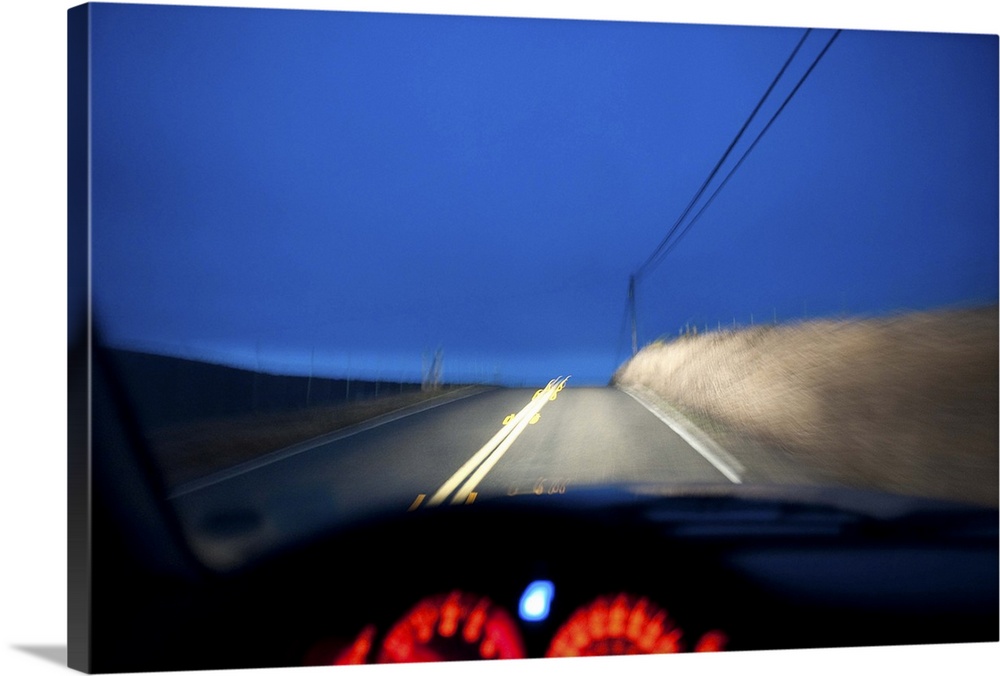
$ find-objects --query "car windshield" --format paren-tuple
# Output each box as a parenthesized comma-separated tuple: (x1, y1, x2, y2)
(83, 3, 997, 523)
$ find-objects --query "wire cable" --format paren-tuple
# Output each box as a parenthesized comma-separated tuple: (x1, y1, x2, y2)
(618, 29, 840, 363)
(613, 276, 635, 370)
(642, 29, 842, 272)
(635, 28, 812, 281)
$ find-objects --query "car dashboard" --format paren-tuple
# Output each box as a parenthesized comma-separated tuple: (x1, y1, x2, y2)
(92, 479, 999, 672)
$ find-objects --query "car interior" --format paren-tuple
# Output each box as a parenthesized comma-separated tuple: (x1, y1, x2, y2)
(78, 337, 999, 673)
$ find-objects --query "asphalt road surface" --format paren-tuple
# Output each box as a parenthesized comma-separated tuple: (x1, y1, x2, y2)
(169, 379, 815, 571)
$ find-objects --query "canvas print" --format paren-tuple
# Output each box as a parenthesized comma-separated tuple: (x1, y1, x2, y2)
(68, 2, 999, 673)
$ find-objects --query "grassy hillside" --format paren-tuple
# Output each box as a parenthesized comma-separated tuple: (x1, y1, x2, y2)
(612, 306, 998, 507)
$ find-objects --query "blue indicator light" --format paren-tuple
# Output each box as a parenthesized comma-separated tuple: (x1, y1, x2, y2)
(518, 580, 555, 622)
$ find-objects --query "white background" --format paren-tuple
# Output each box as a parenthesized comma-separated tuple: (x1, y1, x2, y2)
(1, 1, 997, 675)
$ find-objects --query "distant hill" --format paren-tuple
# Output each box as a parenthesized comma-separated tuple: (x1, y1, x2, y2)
(103, 347, 422, 430)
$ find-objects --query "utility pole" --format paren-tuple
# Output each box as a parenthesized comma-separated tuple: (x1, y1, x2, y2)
(422, 347, 443, 391)
(306, 347, 313, 406)
(628, 275, 638, 356)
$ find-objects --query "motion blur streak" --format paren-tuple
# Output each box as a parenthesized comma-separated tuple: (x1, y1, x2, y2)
(613, 307, 999, 506)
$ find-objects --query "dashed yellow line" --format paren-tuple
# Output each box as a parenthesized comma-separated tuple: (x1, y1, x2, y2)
(408, 493, 426, 511)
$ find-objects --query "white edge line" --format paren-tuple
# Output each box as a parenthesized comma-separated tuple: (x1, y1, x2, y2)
(168, 385, 494, 498)
(618, 385, 744, 484)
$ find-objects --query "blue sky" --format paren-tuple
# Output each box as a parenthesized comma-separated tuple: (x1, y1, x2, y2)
(86, 3, 998, 385)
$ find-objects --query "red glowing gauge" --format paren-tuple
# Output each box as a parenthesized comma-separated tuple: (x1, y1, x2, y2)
(546, 593, 725, 658)
(376, 590, 527, 663)
(694, 628, 729, 652)
(303, 624, 377, 666)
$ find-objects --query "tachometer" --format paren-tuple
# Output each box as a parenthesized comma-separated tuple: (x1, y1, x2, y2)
(376, 590, 526, 663)
(546, 593, 727, 657)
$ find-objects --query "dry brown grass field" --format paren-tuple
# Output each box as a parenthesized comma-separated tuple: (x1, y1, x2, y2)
(613, 305, 998, 507)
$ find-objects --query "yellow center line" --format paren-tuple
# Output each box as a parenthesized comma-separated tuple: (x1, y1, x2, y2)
(449, 408, 536, 504)
(425, 376, 565, 507)
(437, 376, 570, 507)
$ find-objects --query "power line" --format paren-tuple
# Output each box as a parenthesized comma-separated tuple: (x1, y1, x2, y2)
(621, 28, 842, 359)
(635, 28, 812, 281)
(641, 29, 842, 272)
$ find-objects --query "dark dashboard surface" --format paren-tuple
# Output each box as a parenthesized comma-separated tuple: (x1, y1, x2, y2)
(92, 476, 999, 672)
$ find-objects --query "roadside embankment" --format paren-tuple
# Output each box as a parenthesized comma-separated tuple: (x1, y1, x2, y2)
(612, 306, 998, 507)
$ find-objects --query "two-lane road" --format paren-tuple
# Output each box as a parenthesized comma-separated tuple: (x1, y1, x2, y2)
(457, 384, 737, 499)
(418, 378, 737, 508)
(169, 380, 800, 570)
